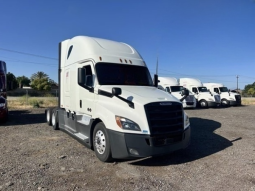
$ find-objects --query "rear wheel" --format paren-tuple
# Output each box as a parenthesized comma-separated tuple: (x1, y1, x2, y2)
(51, 109, 59, 130)
(46, 108, 52, 126)
(199, 100, 208, 108)
(93, 122, 112, 162)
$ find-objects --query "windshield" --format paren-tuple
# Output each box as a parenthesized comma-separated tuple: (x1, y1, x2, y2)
(219, 87, 228, 92)
(170, 86, 183, 92)
(96, 63, 153, 86)
(198, 87, 208, 92)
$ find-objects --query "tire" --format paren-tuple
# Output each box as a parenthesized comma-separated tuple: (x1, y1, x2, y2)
(93, 122, 112, 162)
(221, 99, 230, 107)
(51, 109, 59, 130)
(199, 100, 208, 108)
(46, 108, 52, 126)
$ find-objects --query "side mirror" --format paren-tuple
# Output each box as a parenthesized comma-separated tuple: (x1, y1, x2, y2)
(85, 75, 93, 87)
(181, 89, 189, 96)
(112, 87, 122, 96)
(78, 68, 86, 85)
(154, 74, 158, 87)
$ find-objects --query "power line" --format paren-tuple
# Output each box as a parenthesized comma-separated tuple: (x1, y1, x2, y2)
(0, 47, 58, 60)
(0, 57, 56, 66)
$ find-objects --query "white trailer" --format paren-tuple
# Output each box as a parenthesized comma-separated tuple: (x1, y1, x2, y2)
(203, 83, 241, 106)
(179, 78, 221, 108)
(158, 77, 196, 108)
(45, 36, 191, 162)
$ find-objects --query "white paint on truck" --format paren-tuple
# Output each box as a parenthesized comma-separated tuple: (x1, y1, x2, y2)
(203, 83, 241, 106)
(158, 77, 196, 108)
(46, 36, 191, 162)
(179, 78, 221, 108)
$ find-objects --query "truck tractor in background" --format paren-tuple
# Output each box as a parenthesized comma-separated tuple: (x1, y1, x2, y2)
(203, 83, 241, 106)
(179, 78, 221, 108)
(45, 36, 191, 162)
(0, 60, 8, 122)
(158, 77, 196, 108)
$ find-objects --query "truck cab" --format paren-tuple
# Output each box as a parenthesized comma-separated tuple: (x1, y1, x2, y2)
(158, 77, 196, 108)
(46, 36, 191, 162)
(203, 83, 241, 106)
(179, 78, 221, 108)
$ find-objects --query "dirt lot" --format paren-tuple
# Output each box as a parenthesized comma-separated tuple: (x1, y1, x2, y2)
(0, 106, 255, 191)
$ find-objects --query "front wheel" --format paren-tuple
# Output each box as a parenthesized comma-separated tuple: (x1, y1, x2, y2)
(93, 122, 112, 162)
(199, 100, 208, 108)
(221, 99, 230, 107)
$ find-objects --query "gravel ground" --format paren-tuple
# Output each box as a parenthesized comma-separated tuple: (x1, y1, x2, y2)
(0, 106, 254, 191)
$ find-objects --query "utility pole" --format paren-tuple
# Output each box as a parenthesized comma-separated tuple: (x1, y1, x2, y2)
(236, 75, 239, 90)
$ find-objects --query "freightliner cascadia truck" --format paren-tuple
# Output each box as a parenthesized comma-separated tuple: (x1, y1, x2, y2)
(158, 77, 196, 108)
(203, 83, 241, 106)
(179, 78, 221, 108)
(45, 36, 190, 162)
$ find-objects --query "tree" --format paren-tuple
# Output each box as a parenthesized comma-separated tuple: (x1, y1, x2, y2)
(6, 72, 18, 90)
(31, 71, 49, 81)
(243, 82, 255, 95)
(30, 78, 51, 91)
(247, 88, 255, 97)
(16, 76, 31, 88)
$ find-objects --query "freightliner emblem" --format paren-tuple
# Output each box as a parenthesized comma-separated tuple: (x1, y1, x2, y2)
(160, 102, 172, 105)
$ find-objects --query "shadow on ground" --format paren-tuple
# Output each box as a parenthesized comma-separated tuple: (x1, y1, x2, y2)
(129, 117, 239, 166)
(0, 109, 46, 126)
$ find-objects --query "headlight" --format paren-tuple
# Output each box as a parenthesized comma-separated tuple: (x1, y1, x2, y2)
(115, 116, 141, 131)
(0, 103, 5, 108)
(184, 113, 190, 129)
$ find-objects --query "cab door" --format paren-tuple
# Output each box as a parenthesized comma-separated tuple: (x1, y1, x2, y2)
(76, 61, 96, 137)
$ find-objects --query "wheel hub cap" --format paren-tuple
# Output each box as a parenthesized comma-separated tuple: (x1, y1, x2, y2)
(94, 130, 106, 154)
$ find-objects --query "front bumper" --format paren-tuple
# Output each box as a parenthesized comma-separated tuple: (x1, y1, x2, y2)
(0, 108, 8, 120)
(229, 100, 242, 106)
(208, 101, 221, 107)
(108, 126, 191, 159)
(183, 102, 196, 108)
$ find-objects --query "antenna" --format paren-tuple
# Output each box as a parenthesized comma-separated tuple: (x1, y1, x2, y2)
(156, 56, 158, 75)
(154, 56, 159, 87)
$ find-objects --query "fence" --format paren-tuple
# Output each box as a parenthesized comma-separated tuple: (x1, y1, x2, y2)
(7, 88, 58, 97)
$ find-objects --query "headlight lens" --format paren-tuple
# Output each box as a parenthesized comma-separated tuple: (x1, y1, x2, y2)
(0, 103, 5, 108)
(115, 116, 141, 131)
(184, 113, 190, 129)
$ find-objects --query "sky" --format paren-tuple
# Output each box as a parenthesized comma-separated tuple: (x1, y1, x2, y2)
(0, 0, 255, 90)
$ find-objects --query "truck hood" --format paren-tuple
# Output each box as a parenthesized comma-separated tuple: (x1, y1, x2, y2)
(97, 85, 180, 105)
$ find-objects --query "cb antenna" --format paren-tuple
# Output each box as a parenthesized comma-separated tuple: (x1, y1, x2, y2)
(156, 56, 158, 75)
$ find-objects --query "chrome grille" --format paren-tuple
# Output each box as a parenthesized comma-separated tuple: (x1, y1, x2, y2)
(144, 102, 183, 136)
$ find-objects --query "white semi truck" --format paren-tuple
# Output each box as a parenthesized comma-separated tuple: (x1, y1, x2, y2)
(45, 36, 191, 162)
(158, 77, 196, 108)
(203, 83, 241, 106)
(179, 78, 221, 108)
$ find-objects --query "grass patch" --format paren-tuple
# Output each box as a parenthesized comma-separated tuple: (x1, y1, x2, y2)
(241, 97, 255, 105)
(8, 96, 58, 109)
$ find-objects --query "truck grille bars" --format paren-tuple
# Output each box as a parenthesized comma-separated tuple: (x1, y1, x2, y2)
(235, 95, 241, 105)
(144, 102, 183, 136)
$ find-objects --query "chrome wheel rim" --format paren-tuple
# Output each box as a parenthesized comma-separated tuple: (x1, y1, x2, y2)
(94, 130, 106, 154)
(52, 112, 55, 126)
(201, 101, 206, 107)
(47, 110, 50, 122)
